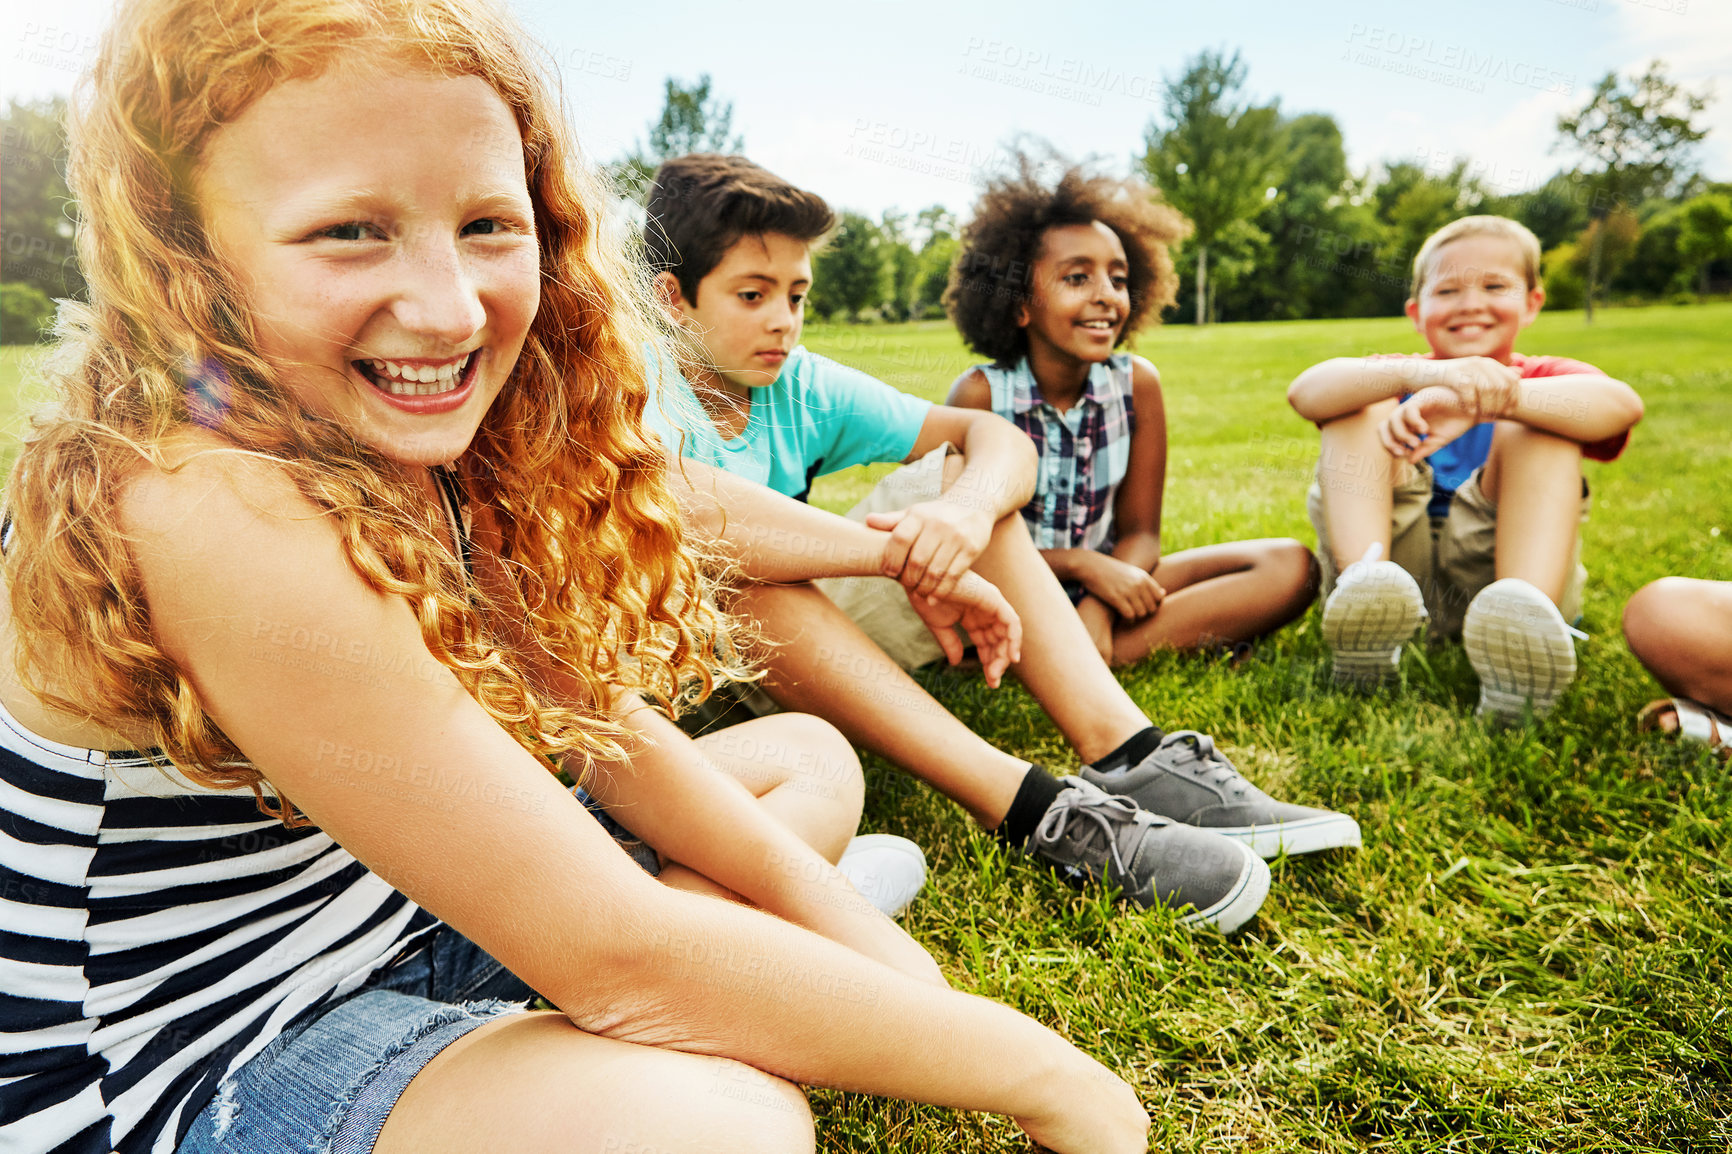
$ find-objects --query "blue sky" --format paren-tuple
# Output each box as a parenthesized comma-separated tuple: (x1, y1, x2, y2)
(6, 0, 1727, 220)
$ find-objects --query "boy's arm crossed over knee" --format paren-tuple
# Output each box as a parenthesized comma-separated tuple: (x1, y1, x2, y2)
(1381, 363, 1643, 464)
(865, 400, 1037, 601)
(1287, 356, 1461, 423)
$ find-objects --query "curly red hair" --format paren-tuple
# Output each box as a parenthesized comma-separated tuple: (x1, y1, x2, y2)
(3, 0, 736, 820)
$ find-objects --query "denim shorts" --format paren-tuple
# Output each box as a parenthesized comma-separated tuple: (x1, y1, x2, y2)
(175, 926, 532, 1154)
(177, 789, 657, 1154)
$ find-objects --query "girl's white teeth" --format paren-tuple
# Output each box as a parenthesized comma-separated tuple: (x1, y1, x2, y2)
(363, 355, 469, 396)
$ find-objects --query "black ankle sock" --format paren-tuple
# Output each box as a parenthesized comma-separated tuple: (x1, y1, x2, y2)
(995, 764, 1067, 851)
(1089, 725, 1164, 775)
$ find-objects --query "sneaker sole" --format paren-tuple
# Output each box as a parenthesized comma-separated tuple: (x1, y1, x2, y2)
(1175, 845, 1270, 934)
(1462, 579, 1576, 723)
(1206, 812, 1364, 859)
(1323, 570, 1426, 688)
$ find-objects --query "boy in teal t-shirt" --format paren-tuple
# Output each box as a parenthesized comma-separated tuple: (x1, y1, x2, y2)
(644, 345, 928, 502)
(633, 154, 1362, 933)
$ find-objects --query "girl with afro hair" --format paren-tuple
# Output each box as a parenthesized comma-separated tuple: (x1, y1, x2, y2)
(947, 156, 1318, 665)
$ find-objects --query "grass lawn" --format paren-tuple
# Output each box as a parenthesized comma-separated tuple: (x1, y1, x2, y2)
(4, 303, 1730, 1150)
(800, 304, 1732, 1151)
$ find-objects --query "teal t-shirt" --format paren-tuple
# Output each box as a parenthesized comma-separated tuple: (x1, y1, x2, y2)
(643, 345, 932, 501)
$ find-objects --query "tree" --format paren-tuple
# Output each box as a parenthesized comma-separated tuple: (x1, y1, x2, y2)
(807, 212, 885, 321)
(910, 205, 959, 319)
(1142, 49, 1283, 325)
(1208, 113, 1386, 322)
(1487, 173, 1590, 253)
(877, 209, 918, 322)
(613, 75, 744, 201)
(1, 98, 84, 304)
(1554, 60, 1711, 321)
(1377, 160, 1484, 302)
(1, 282, 55, 344)
(1676, 192, 1732, 297)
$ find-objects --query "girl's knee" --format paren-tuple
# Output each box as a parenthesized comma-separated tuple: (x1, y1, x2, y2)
(685, 1053, 814, 1143)
(780, 713, 865, 822)
(1622, 577, 1689, 660)
(1257, 539, 1321, 611)
(615, 1055, 815, 1154)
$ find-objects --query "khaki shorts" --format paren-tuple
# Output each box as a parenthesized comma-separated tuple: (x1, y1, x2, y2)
(814, 444, 957, 671)
(1305, 460, 1589, 639)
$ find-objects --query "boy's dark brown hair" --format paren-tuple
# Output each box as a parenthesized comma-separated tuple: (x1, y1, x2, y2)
(947, 155, 1189, 366)
(643, 153, 835, 304)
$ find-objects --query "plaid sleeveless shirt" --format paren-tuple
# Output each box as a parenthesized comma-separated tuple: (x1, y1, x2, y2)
(979, 354, 1136, 552)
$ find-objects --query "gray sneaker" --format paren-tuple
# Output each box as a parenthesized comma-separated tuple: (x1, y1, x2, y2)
(1080, 731, 1361, 860)
(1028, 777, 1269, 933)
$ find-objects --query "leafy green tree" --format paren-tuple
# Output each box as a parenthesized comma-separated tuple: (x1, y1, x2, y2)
(1212, 113, 1385, 322)
(1, 282, 55, 344)
(1354, 160, 1486, 312)
(909, 205, 958, 319)
(1486, 173, 1591, 253)
(878, 209, 918, 322)
(1, 98, 83, 303)
(1675, 193, 1732, 297)
(1142, 49, 1284, 325)
(1555, 60, 1711, 321)
(1548, 210, 1641, 311)
(1611, 200, 1688, 298)
(613, 75, 744, 201)
(808, 212, 884, 321)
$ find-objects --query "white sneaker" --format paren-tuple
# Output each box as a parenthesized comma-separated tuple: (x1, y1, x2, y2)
(1322, 547, 1427, 687)
(1463, 578, 1578, 722)
(838, 834, 928, 917)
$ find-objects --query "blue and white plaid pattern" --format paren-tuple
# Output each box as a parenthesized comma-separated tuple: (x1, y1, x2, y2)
(981, 354, 1136, 551)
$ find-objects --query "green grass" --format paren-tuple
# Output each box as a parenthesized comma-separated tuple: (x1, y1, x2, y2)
(5, 303, 1729, 1151)
(799, 304, 1732, 1152)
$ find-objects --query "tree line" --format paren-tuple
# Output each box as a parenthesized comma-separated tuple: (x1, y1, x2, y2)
(603, 58, 1726, 327)
(4, 56, 1727, 342)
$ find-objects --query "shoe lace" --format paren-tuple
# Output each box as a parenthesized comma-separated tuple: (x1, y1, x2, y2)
(1160, 731, 1250, 797)
(1035, 779, 1161, 880)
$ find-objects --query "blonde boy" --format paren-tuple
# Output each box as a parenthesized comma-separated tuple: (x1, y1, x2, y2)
(1287, 215, 1643, 719)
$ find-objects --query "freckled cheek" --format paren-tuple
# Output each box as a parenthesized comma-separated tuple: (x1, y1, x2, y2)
(488, 264, 542, 350)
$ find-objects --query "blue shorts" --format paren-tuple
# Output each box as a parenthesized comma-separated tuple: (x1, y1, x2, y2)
(176, 926, 532, 1154)
(177, 789, 657, 1154)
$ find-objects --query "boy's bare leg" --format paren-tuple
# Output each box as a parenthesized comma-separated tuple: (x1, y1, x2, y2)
(1478, 421, 1583, 605)
(1106, 540, 1318, 663)
(963, 510, 1166, 764)
(733, 582, 1028, 828)
(1316, 399, 1403, 571)
(1623, 578, 1732, 715)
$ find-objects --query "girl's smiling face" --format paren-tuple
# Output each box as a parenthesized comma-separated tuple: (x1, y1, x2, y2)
(1018, 221, 1130, 366)
(197, 60, 540, 466)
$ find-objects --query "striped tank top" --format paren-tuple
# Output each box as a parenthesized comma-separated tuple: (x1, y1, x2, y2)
(0, 709, 436, 1153)
(0, 471, 475, 1151)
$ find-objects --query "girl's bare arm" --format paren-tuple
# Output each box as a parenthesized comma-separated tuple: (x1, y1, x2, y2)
(118, 450, 1142, 1150)
(1106, 356, 1167, 573)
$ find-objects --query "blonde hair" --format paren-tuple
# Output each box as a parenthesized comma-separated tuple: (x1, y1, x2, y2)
(1410, 215, 1542, 299)
(3, 0, 736, 820)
